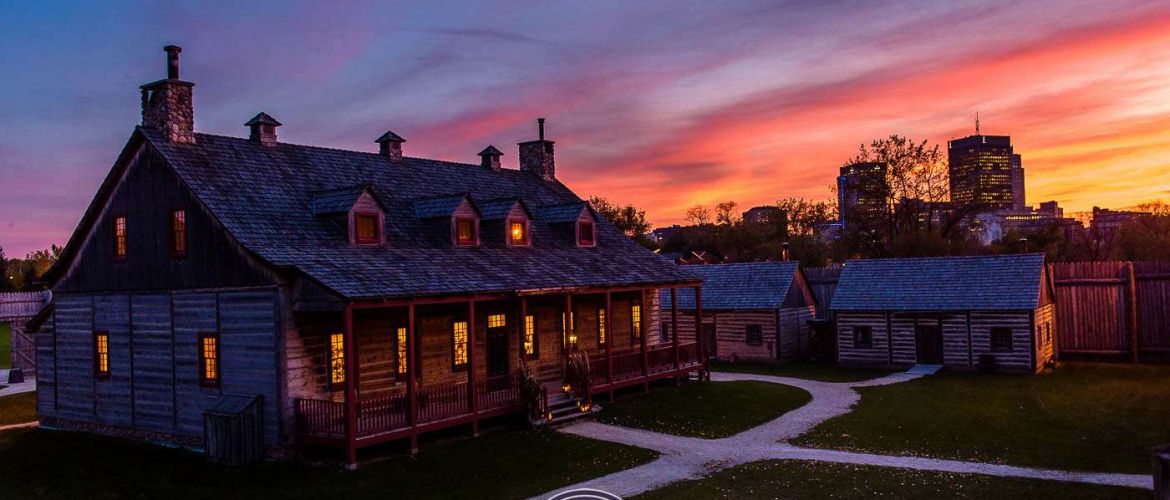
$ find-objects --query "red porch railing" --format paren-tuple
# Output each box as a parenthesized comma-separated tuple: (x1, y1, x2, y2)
(418, 381, 470, 424)
(678, 342, 700, 367)
(647, 345, 674, 374)
(357, 393, 409, 436)
(296, 398, 346, 439)
(611, 350, 643, 381)
(477, 374, 521, 410)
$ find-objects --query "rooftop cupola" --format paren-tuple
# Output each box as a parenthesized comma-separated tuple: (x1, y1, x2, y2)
(140, 45, 196, 144)
(519, 118, 555, 181)
(376, 131, 406, 162)
(245, 112, 281, 147)
(478, 145, 503, 171)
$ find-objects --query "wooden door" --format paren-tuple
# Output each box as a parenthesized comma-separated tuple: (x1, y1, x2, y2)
(702, 324, 717, 359)
(915, 323, 943, 364)
(487, 327, 509, 377)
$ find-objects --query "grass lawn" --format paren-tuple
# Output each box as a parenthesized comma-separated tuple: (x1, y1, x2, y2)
(710, 360, 896, 382)
(597, 380, 811, 438)
(794, 362, 1170, 473)
(633, 460, 1148, 499)
(0, 426, 657, 500)
(0, 392, 36, 426)
(0, 322, 11, 369)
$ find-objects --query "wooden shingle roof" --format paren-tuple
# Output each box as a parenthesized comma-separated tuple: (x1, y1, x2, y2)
(830, 254, 1046, 311)
(139, 129, 697, 299)
(662, 261, 800, 310)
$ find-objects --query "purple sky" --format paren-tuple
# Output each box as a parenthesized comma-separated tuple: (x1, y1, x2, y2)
(3, 1, 1170, 256)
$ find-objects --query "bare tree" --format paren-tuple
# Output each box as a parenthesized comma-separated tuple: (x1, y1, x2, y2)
(685, 205, 712, 226)
(715, 201, 740, 226)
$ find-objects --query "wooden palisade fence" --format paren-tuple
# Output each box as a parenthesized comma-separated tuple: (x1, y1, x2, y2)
(803, 264, 842, 320)
(0, 290, 51, 373)
(1049, 261, 1170, 362)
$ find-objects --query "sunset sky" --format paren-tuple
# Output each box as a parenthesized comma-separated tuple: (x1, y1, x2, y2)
(2, 1, 1170, 256)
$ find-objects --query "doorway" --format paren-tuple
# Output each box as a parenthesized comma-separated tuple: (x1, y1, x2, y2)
(702, 323, 717, 359)
(915, 322, 944, 364)
(487, 326, 509, 377)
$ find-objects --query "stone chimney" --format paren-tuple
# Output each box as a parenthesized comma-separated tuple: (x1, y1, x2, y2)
(245, 112, 281, 147)
(519, 118, 555, 181)
(140, 45, 195, 144)
(478, 145, 503, 171)
(376, 131, 405, 162)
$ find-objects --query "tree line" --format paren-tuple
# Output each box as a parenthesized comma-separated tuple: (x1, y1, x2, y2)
(0, 245, 60, 292)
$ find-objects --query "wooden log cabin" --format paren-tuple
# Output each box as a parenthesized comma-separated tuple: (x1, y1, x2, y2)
(30, 46, 705, 467)
(831, 254, 1056, 373)
(660, 262, 816, 362)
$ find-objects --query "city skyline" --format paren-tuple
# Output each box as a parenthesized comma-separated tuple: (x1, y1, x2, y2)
(3, 1, 1170, 255)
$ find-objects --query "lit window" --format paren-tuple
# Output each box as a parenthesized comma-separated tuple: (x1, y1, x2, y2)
(488, 314, 506, 328)
(524, 314, 537, 358)
(355, 213, 380, 244)
(396, 327, 408, 379)
(114, 216, 127, 260)
(94, 331, 110, 379)
(453, 321, 469, 368)
(509, 220, 529, 246)
(631, 304, 642, 343)
(598, 308, 606, 346)
(329, 333, 345, 387)
(578, 221, 595, 246)
(171, 210, 187, 257)
(198, 332, 220, 387)
(456, 218, 477, 245)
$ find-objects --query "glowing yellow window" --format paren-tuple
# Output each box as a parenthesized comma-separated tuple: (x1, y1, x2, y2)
(329, 333, 345, 386)
(453, 321, 469, 368)
(631, 304, 642, 341)
(598, 308, 606, 346)
(94, 331, 110, 379)
(524, 314, 536, 357)
(488, 314, 506, 328)
(198, 332, 220, 387)
(509, 220, 528, 246)
(113, 216, 127, 260)
(396, 327, 408, 378)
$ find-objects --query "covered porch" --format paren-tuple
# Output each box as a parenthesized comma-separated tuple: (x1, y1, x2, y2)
(292, 285, 704, 466)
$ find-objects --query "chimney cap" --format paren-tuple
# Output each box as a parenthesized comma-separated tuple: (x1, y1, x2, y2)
(163, 45, 182, 54)
(477, 145, 503, 157)
(245, 112, 282, 127)
(375, 130, 406, 144)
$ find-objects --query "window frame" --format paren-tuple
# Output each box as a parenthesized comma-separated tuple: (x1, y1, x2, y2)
(577, 220, 596, 247)
(852, 326, 873, 348)
(507, 218, 530, 247)
(197, 331, 221, 388)
(523, 314, 539, 360)
(328, 332, 346, 391)
(452, 319, 470, 371)
(113, 215, 128, 262)
(991, 326, 1014, 352)
(93, 331, 111, 380)
(745, 324, 763, 346)
(630, 303, 642, 345)
(353, 211, 382, 245)
(170, 209, 187, 259)
(597, 306, 607, 348)
(394, 326, 409, 382)
(454, 217, 479, 246)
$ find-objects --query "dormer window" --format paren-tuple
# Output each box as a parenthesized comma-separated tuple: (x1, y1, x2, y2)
(509, 219, 530, 246)
(578, 221, 596, 247)
(354, 213, 381, 245)
(456, 217, 478, 246)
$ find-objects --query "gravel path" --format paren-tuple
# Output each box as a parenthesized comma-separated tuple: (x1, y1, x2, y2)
(535, 370, 1151, 499)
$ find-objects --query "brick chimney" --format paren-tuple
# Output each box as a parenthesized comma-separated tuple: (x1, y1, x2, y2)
(140, 45, 195, 144)
(376, 131, 405, 162)
(519, 118, 555, 181)
(478, 145, 503, 171)
(245, 112, 281, 147)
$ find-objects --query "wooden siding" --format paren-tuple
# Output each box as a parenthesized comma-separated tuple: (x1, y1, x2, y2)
(836, 312, 891, 366)
(776, 306, 814, 361)
(1034, 303, 1056, 369)
(969, 311, 1034, 371)
(36, 288, 282, 446)
(837, 310, 1037, 371)
(803, 265, 841, 320)
(1050, 261, 1170, 357)
(55, 144, 277, 293)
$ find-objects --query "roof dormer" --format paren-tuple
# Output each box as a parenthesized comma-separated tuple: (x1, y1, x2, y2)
(479, 197, 534, 247)
(540, 202, 597, 248)
(414, 193, 481, 247)
(311, 183, 387, 246)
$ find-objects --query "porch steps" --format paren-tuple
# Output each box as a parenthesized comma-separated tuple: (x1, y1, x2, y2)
(542, 389, 600, 427)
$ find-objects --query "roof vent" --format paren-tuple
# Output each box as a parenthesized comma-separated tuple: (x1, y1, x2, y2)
(376, 131, 405, 162)
(245, 112, 281, 147)
(478, 145, 503, 171)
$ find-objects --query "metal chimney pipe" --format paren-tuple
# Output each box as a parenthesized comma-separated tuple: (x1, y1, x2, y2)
(781, 242, 790, 261)
(538, 118, 545, 141)
(164, 45, 182, 79)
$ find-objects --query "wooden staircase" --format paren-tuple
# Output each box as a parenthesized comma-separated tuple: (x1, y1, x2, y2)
(540, 382, 599, 427)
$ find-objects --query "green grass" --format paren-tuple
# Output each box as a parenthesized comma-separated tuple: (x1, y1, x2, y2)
(0, 392, 36, 426)
(634, 460, 1148, 499)
(710, 360, 896, 382)
(0, 426, 657, 499)
(597, 380, 811, 438)
(794, 362, 1170, 473)
(0, 322, 11, 369)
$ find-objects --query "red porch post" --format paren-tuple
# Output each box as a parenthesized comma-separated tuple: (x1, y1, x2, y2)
(343, 303, 358, 469)
(671, 287, 680, 374)
(408, 301, 418, 455)
(519, 297, 528, 362)
(468, 299, 479, 436)
(605, 291, 614, 388)
(564, 293, 573, 365)
(695, 285, 705, 380)
(641, 289, 650, 393)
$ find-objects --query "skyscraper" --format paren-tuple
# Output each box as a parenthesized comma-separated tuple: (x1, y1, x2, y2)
(947, 134, 1015, 211)
(838, 162, 888, 230)
(1010, 153, 1025, 210)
